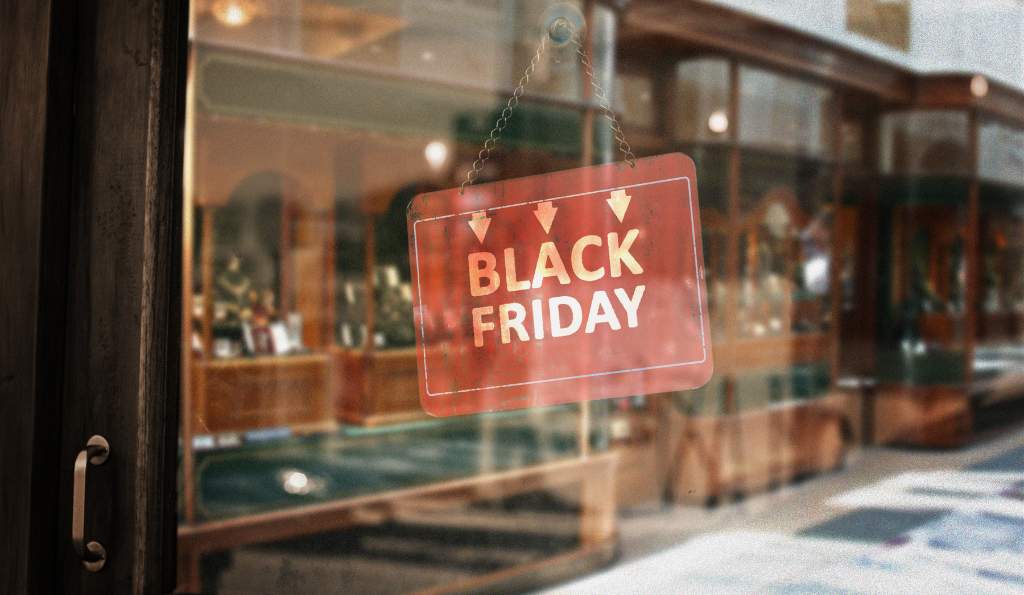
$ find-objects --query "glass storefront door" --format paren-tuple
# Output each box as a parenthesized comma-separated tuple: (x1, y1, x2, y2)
(171, 2, 1024, 593)
(13, 1, 1024, 593)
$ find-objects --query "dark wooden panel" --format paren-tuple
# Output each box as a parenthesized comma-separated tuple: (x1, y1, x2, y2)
(0, 1, 71, 593)
(620, 0, 915, 103)
(0, 1, 50, 591)
(916, 74, 1024, 128)
(53, 1, 188, 593)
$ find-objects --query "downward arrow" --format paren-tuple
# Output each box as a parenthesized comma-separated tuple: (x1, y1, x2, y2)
(534, 201, 557, 234)
(467, 211, 491, 244)
(607, 189, 631, 223)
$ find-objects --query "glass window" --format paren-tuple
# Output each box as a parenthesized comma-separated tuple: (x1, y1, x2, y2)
(880, 110, 970, 176)
(177, 3, 1024, 593)
(875, 109, 972, 389)
(979, 119, 1024, 185)
(976, 166, 1024, 390)
(614, 71, 656, 130)
(673, 58, 730, 143)
(184, 4, 617, 593)
(739, 66, 835, 157)
(738, 152, 834, 338)
(874, 178, 969, 387)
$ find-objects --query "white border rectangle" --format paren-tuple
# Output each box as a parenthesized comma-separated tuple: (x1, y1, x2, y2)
(412, 176, 706, 397)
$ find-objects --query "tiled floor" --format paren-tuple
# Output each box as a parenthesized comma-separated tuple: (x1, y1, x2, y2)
(550, 414, 1024, 593)
(616, 418, 1024, 564)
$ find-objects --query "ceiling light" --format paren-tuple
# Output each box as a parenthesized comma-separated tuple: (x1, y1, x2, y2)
(424, 140, 449, 171)
(708, 109, 729, 134)
(970, 75, 989, 98)
(212, 0, 254, 27)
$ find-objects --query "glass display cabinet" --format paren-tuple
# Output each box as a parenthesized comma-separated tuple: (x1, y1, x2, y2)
(872, 106, 1024, 447)
(178, 3, 619, 592)
(188, 116, 337, 435)
(975, 120, 1024, 405)
(676, 65, 852, 503)
(604, 55, 858, 505)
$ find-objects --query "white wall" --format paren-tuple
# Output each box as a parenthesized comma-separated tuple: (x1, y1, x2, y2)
(703, 0, 1024, 92)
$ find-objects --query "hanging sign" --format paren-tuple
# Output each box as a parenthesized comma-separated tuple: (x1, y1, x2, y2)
(407, 153, 713, 416)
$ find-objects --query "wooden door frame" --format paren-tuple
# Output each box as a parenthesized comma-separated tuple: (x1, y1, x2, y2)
(1, 1, 72, 593)
(0, 1, 188, 593)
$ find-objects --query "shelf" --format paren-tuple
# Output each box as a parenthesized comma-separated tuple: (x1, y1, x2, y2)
(723, 333, 831, 370)
(192, 353, 333, 434)
(332, 345, 423, 426)
(199, 352, 329, 369)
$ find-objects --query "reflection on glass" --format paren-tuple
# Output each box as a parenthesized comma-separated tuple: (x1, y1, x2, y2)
(738, 191, 833, 338)
(673, 58, 730, 142)
(181, 3, 625, 593)
(177, 2, 1024, 593)
(979, 119, 1024, 185)
(880, 110, 970, 176)
(975, 178, 1024, 394)
(739, 150, 834, 338)
(876, 179, 968, 385)
(668, 67, 841, 514)
(614, 71, 655, 130)
(739, 66, 834, 157)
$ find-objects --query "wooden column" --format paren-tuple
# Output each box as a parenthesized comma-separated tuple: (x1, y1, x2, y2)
(829, 94, 845, 385)
(0, 1, 70, 591)
(964, 109, 980, 387)
(200, 209, 216, 357)
(860, 110, 881, 379)
(579, 457, 617, 545)
(363, 217, 377, 354)
(324, 204, 337, 348)
(724, 58, 741, 412)
(280, 199, 294, 316)
(181, 44, 198, 524)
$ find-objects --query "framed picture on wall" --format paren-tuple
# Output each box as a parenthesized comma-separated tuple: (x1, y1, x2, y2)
(847, 0, 910, 52)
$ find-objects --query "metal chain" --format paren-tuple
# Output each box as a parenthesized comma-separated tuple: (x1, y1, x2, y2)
(571, 31, 637, 169)
(460, 27, 637, 194)
(460, 34, 549, 194)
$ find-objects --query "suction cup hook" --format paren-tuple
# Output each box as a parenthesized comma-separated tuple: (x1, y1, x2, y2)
(542, 3, 585, 47)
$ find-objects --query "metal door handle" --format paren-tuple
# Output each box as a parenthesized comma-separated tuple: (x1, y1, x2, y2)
(73, 435, 109, 572)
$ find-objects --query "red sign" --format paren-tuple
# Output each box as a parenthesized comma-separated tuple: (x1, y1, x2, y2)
(407, 153, 712, 416)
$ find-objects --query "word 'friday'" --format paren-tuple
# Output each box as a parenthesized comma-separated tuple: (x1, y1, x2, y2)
(467, 230, 646, 347)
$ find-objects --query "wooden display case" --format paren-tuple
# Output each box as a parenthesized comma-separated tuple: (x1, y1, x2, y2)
(332, 180, 428, 427)
(604, 398, 670, 508)
(185, 116, 339, 435)
(872, 384, 971, 448)
(973, 182, 1024, 404)
(192, 354, 332, 434)
(663, 146, 857, 502)
(602, 56, 860, 507)
(864, 105, 1024, 447)
(870, 186, 973, 447)
(670, 394, 850, 504)
(332, 346, 423, 426)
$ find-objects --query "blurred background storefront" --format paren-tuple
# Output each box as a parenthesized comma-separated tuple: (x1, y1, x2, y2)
(177, 1, 1024, 592)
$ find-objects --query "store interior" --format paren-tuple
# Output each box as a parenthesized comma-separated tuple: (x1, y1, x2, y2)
(177, 1, 1024, 592)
